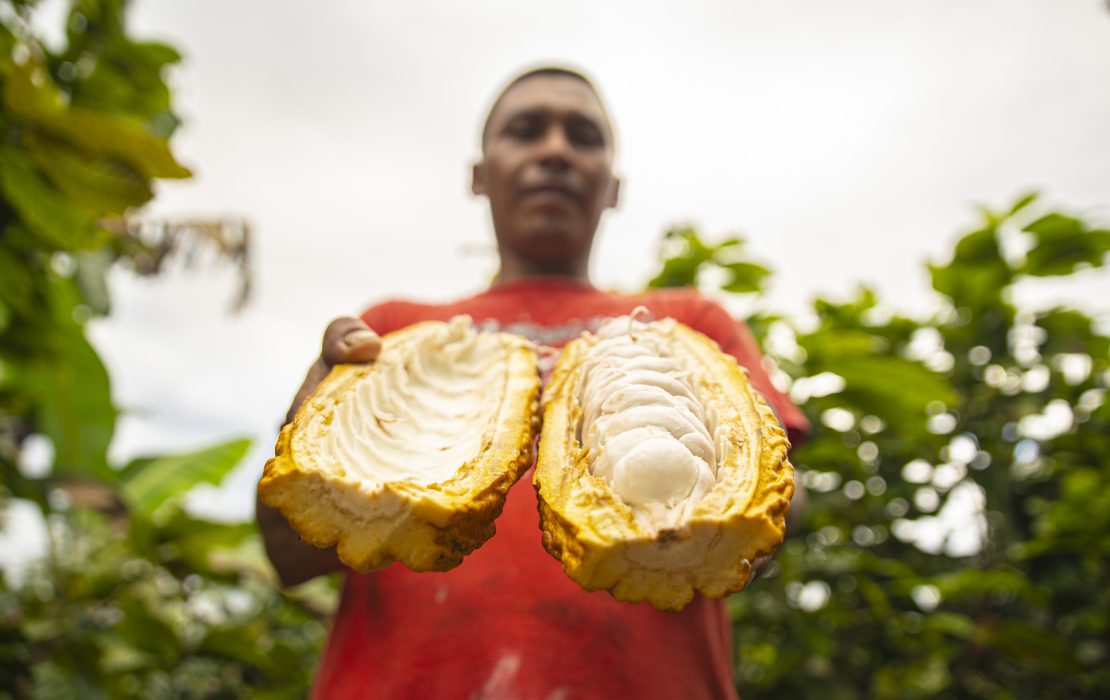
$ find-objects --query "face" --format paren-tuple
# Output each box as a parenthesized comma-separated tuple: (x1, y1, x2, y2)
(472, 75, 620, 266)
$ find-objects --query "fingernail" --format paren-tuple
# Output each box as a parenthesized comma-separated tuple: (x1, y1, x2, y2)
(343, 330, 377, 347)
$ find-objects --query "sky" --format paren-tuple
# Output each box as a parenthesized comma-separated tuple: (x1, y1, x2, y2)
(10, 1, 1110, 539)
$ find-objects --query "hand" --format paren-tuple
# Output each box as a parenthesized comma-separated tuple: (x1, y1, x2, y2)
(743, 481, 805, 589)
(284, 317, 381, 425)
(260, 317, 382, 587)
(744, 555, 772, 589)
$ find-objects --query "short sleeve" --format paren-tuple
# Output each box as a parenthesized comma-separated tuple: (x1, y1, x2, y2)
(690, 299, 811, 447)
(359, 301, 400, 336)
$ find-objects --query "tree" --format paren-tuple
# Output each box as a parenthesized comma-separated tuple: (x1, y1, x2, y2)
(4, 2, 1107, 697)
(650, 196, 1110, 698)
(1, 2, 325, 697)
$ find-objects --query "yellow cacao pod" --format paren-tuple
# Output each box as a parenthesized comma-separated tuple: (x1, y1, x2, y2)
(259, 316, 540, 572)
(535, 316, 794, 611)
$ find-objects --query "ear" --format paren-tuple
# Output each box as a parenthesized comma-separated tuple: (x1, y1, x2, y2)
(605, 174, 621, 209)
(471, 161, 486, 196)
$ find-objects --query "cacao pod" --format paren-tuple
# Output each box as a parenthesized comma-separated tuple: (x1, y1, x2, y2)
(259, 316, 540, 572)
(535, 316, 794, 611)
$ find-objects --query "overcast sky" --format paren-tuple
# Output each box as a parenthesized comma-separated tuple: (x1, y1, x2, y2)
(31, 1, 1109, 524)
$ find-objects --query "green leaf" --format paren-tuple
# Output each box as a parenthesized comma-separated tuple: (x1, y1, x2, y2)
(649, 227, 771, 291)
(856, 576, 892, 618)
(1035, 307, 1101, 357)
(31, 661, 94, 700)
(97, 639, 157, 674)
(722, 261, 771, 294)
(799, 328, 883, 364)
(4, 57, 190, 181)
(119, 438, 252, 516)
(32, 108, 191, 180)
(1008, 191, 1039, 217)
(923, 611, 977, 639)
(18, 275, 116, 480)
(1025, 212, 1082, 238)
(0, 146, 102, 251)
(26, 132, 154, 214)
(930, 226, 1014, 309)
(931, 568, 1037, 602)
(982, 621, 1082, 674)
(714, 235, 745, 251)
(929, 258, 1011, 310)
(952, 227, 1004, 265)
(2, 52, 68, 117)
(198, 624, 274, 670)
(927, 227, 1016, 312)
(74, 250, 114, 316)
(647, 255, 702, 288)
(833, 356, 958, 420)
(113, 595, 181, 664)
(0, 236, 38, 313)
(813, 288, 879, 328)
(1021, 213, 1110, 276)
(59, 0, 183, 131)
(143, 508, 257, 574)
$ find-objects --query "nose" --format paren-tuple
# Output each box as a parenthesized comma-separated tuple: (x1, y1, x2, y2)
(535, 125, 572, 171)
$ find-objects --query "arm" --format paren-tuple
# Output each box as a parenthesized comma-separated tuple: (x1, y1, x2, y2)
(256, 316, 381, 587)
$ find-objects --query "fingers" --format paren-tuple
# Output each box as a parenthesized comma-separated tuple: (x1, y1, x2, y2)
(284, 317, 381, 426)
(745, 555, 772, 589)
(285, 358, 330, 425)
(322, 317, 381, 367)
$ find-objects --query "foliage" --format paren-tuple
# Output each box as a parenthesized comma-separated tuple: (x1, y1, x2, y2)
(648, 226, 772, 294)
(1, 2, 320, 698)
(3, 2, 1107, 698)
(0, 503, 332, 699)
(1, 0, 187, 491)
(650, 195, 1110, 698)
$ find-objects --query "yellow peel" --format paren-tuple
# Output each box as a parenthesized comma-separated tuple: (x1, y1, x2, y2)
(259, 317, 541, 572)
(535, 317, 794, 611)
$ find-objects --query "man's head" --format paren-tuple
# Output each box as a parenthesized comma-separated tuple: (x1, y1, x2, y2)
(471, 67, 621, 279)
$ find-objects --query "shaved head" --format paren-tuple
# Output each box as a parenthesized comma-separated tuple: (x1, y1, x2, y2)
(481, 67, 613, 152)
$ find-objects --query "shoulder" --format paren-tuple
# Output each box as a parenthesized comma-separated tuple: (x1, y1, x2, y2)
(634, 286, 703, 306)
(632, 287, 746, 338)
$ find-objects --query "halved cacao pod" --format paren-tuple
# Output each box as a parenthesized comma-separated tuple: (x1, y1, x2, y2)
(260, 316, 540, 572)
(535, 316, 794, 611)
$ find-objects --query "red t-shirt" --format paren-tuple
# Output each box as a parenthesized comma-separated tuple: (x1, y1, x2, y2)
(311, 279, 808, 700)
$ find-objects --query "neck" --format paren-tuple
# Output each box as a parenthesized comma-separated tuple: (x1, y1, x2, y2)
(493, 252, 592, 287)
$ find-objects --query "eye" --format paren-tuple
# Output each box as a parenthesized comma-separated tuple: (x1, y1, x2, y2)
(567, 117, 604, 148)
(504, 115, 544, 141)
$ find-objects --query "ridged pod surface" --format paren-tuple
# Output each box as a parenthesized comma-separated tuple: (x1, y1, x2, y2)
(535, 316, 794, 611)
(260, 317, 540, 572)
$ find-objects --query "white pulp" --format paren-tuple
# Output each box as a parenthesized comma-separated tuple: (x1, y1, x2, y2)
(323, 317, 507, 486)
(579, 317, 718, 528)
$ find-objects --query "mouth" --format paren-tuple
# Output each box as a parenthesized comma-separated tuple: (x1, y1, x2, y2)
(519, 182, 581, 206)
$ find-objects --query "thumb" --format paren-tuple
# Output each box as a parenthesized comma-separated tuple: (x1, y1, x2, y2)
(322, 317, 382, 366)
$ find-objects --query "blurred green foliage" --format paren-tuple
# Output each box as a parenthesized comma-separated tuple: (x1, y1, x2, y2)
(652, 196, 1109, 698)
(2, 1, 1108, 699)
(1, 2, 322, 697)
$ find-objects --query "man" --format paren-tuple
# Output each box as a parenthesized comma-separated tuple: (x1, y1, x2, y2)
(258, 67, 808, 699)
